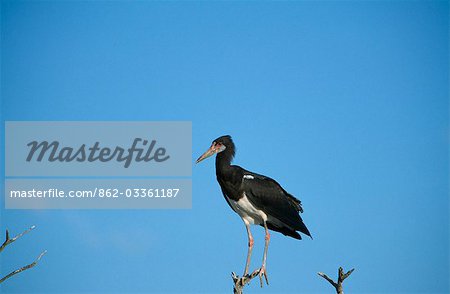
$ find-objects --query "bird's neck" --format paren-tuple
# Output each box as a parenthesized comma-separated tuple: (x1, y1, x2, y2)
(215, 149, 233, 177)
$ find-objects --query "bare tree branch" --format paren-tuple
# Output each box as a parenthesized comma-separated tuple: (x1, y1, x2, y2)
(0, 250, 47, 284)
(318, 267, 354, 294)
(231, 268, 262, 294)
(0, 225, 36, 253)
(317, 272, 338, 288)
(0, 226, 46, 284)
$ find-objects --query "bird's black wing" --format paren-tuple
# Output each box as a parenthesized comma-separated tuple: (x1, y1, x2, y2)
(240, 172, 311, 238)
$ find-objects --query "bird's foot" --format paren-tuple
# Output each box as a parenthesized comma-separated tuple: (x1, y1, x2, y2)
(258, 265, 269, 287)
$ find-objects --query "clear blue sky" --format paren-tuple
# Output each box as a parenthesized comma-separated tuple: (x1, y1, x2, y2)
(1, 1, 448, 293)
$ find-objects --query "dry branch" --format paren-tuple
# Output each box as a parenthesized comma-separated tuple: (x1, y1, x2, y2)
(0, 226, 36, 253)
(0, 250, 47, 284)
(231, 267, 263, 294)
(318, 267, 354, 294)
(0, 226, 46, 284)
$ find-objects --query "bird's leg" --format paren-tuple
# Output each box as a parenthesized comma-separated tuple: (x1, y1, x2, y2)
(259, 222, 270, 287)
(243, 222, 254, 277)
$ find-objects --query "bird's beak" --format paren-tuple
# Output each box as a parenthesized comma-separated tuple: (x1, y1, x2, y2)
(196, 143, 225, 164)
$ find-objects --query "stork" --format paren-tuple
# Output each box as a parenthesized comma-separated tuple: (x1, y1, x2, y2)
(196, 135, 311, 286)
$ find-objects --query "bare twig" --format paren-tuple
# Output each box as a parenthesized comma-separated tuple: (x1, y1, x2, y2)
(318, 271, 338, 288)
(0, 226, 46, 284)
(318, 267, 355, 294)
(0, 250, 47, 284)
(0, 226, 36, 253)
(231, 268, 261, 294)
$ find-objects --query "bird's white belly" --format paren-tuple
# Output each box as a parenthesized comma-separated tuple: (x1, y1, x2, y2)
(228, 193, 267, 225)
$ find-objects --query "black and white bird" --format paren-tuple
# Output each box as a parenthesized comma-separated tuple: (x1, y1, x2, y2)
(196, 135, 311, 286)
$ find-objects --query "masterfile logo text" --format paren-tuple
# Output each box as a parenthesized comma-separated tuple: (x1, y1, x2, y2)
(5, 121, 192, 209)
(26, 138, 170, 168)
(5, 121, 192, 177)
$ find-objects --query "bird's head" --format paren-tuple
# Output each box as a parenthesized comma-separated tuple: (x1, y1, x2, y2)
(196, 135, 235, 164)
